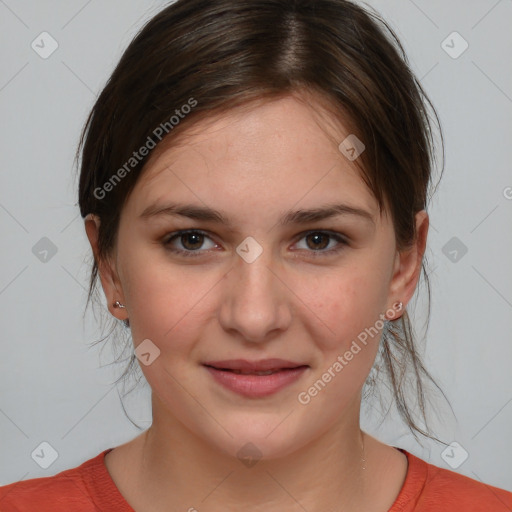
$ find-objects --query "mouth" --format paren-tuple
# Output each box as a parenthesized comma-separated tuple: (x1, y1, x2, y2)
(203, 358, 309, 373)
(202, 359, 310, 398)
(208, 368, 299, 375)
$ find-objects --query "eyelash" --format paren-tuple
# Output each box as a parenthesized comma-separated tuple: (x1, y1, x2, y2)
(162, 229, 348, 258)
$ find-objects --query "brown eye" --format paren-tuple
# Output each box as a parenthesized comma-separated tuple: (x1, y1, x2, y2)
(294, 230, 348, 257)
(163, 230, 217, 257)
(305, 232, 330, 250)
(180, 232, 205, 250)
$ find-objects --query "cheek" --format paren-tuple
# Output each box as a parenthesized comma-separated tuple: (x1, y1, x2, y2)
(295, 271, 387, 410)
(300, 267, 387, 352)
(119, 251, 200, 344)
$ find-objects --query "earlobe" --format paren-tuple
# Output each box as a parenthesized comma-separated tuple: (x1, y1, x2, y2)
(387, 210, 429, 314)
(84, 214, 127, 320)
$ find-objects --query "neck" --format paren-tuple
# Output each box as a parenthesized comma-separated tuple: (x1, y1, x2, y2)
(135, 393, 371, 512)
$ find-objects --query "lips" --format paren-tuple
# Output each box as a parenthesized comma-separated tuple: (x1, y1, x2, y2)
(203, 358, 308, 374)
(203, 359, 309, 398)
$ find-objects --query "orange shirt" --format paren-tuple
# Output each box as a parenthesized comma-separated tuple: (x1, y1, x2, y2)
(1, 447, 511, 511)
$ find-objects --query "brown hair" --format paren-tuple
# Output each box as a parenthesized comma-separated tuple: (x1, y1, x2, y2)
(77, 0, 449, 442)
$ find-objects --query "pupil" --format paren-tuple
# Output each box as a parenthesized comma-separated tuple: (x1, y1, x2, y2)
(308, 233, 328, 250)
(183, 233, 203, 250)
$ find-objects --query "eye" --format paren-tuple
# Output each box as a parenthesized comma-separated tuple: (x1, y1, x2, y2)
(293, 231, 348, 256)
(163, 230, 218, 257)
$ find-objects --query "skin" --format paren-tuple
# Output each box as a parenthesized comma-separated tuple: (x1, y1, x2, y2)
(85, 92, 429, 512)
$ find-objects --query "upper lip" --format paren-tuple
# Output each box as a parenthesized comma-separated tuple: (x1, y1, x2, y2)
(203, 359, 308, 372)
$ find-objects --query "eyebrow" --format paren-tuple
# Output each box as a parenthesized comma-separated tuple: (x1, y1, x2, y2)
(140, 202, 375, 226)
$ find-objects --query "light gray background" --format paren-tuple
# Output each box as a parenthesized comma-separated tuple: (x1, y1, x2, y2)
(1, 0, 511, 494)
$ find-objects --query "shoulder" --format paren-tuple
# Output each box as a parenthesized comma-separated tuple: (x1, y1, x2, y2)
(394, 449, 512, 512)
(0, 449, 113, 512)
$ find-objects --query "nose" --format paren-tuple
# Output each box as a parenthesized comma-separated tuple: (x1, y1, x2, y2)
(218, 247, 292, 344)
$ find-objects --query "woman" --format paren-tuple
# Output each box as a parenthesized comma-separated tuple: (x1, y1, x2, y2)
(1, 0, 511, 510)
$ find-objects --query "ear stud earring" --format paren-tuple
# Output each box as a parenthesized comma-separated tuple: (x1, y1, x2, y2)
(385, 301, 404, 321)
(113, 301, 125, 309)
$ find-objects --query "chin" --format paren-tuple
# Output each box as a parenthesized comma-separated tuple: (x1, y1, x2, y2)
(208, 416, 310, 463)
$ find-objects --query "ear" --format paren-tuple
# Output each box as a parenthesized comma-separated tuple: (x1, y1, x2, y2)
(387, 210, 429, 318)
(84, 214, 128, 320)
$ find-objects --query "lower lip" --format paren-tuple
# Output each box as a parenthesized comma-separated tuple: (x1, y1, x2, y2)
(204, 365, 308, 398)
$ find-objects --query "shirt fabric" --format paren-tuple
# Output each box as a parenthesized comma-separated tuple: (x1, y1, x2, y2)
(1, 447, 511, 511)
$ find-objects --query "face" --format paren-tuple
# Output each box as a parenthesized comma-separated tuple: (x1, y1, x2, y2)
(86, 94, 427, 460)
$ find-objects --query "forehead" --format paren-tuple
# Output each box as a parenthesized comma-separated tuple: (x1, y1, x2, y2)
(130, 95, 379, 219)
